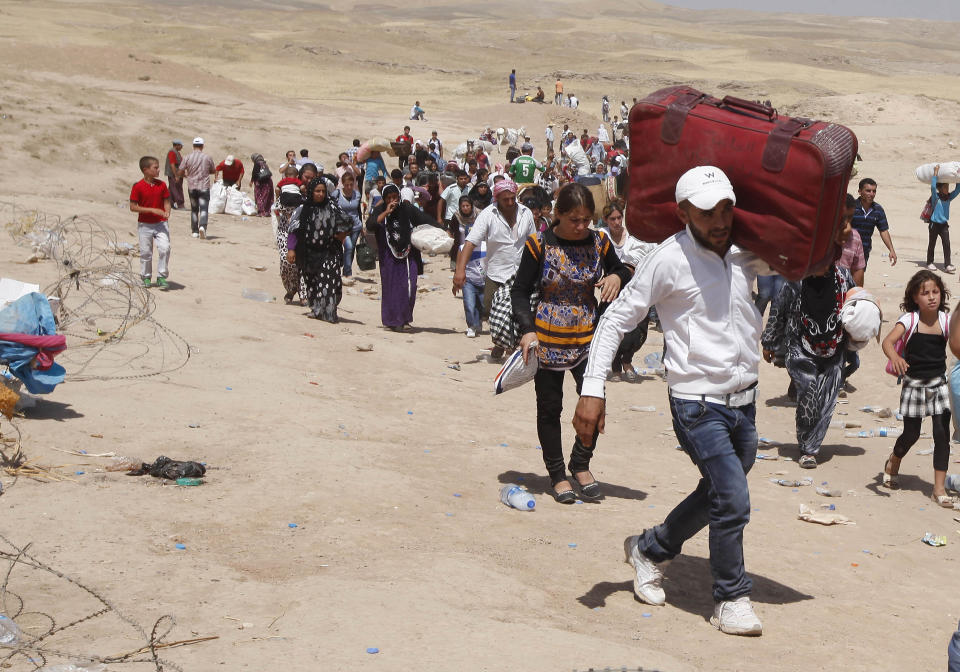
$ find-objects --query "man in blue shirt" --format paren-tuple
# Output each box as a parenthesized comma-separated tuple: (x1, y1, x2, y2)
(927, 164, 960, 272)
(509, 69, 516, 103)
(852, 178, 898, 272)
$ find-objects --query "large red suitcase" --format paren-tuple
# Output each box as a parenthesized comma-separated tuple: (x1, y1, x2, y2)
(626, 86, 858, 281)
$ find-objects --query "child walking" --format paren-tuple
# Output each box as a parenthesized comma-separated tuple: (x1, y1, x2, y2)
(129, 156, 171, 289)
(927, 164, 960, 272)
(881, 270, 956, 506)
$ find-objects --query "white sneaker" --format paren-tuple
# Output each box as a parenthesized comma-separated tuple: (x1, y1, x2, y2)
(192, 232, 199, 238)
(710, 596, 763, 636)
(623, 535, 665, 606)
(466, 327, 476, 338)
(198, 227, 206, 239)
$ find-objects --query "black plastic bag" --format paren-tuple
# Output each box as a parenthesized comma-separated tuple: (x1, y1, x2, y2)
(128, 455, 206, 480)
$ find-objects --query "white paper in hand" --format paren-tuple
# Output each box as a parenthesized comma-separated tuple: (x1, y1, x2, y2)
(493, 349, 538, 395)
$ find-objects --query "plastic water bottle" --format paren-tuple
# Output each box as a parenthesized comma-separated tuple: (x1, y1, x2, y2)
(499, 484, 535, 511)
(816, 486, 842, 497)
(877, 427, 902, 438)
(945, 473, 960, 493)
(845, 430, 873, 438)
(241, 288, 274, 302)
(643, 352, 662, 368)
(0, 614, 21, 645)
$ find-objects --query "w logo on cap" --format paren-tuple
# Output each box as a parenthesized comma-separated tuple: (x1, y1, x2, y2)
(704, 171, 715, 178)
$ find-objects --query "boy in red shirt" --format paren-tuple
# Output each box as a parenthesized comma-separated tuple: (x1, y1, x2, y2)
(129, 156, 171, 289)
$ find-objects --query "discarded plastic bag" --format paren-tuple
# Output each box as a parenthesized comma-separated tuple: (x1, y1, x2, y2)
(921, 532, 947, 547)
(128, 456, 206, 480)
(798, 503, 855, 525)
(37, 664, 107, 672)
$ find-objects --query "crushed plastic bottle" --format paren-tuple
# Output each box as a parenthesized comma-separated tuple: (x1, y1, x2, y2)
(106, 456, 143, 472)
(0, 614, 21, 645)
(37, 665, 107, 672)
(771, 477, 814, 487)
(816, 487, 842, 497)
(241, 288, 274, 302)
(877, 427, 902, 438)
(175, 477, 204, 486)
(499, 484, 535, 511)
(630, 405, 656, 412)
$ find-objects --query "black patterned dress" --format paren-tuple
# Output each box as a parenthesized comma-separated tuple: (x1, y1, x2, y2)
(288, 203, 353, 322)
(761, 265, 855, 457)
(274, 204, 306, 302)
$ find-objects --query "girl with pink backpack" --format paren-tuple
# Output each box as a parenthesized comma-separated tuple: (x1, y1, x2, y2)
(881, 269, 956, 507)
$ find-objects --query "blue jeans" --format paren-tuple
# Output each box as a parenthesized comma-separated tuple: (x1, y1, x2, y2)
(639, 397, 758, 602)
(342, 228, 361, 276)
(510, 84, 516, 102)
(462, 280, 483, 330)
(754, 274, 785, 316)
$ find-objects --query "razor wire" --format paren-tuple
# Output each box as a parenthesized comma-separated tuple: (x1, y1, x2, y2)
(2, 203, 191, 381)
(0, 534, 189, 671)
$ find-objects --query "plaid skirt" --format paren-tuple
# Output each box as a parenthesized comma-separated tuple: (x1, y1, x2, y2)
(900, 375, 949, 417)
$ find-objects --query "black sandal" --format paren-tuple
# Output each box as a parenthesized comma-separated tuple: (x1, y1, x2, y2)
(571, 470, 602, 498)
(551, 477, 577, 504)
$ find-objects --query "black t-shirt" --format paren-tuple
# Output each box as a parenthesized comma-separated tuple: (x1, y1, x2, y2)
(905, 331, 947, 379)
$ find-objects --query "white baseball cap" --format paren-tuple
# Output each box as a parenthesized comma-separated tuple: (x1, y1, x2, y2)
(225, 155, 235, 166)
(193, 136, 204, 145)
(675, 166, 736, 209)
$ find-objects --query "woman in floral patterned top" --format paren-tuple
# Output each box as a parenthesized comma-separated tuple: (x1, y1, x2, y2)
(512, 183, 632, 503)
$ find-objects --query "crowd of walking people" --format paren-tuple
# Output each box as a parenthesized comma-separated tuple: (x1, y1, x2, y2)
(133, 101, 960, 642)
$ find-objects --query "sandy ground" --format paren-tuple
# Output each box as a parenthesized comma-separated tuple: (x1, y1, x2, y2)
(2, 1, 960, 670)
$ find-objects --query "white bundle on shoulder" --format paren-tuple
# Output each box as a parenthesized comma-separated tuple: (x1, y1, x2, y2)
(841, 287, 882, 351)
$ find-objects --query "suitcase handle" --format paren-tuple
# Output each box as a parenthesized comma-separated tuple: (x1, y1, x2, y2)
(721, 96, 776, 119)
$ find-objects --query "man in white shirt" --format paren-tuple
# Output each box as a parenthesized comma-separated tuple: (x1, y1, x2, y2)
(453, 177, 536, 357)
(545, 123, 555, 155)
(573, 166, 767, 638)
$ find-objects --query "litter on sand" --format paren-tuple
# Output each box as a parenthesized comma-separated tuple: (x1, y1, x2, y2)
(921, 532, 947, 547)
(798, 503, 855, 525)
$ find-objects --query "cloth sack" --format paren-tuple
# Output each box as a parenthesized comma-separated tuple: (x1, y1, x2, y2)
(494, 348, 538, 394)
(241, 193, 257, 216)
(410, 224, 453, 255)
(840, 287, 882, 350)
(916, 161, 960, 183)
(225, 186, 244, 216)
(209, 180, 227, 214)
